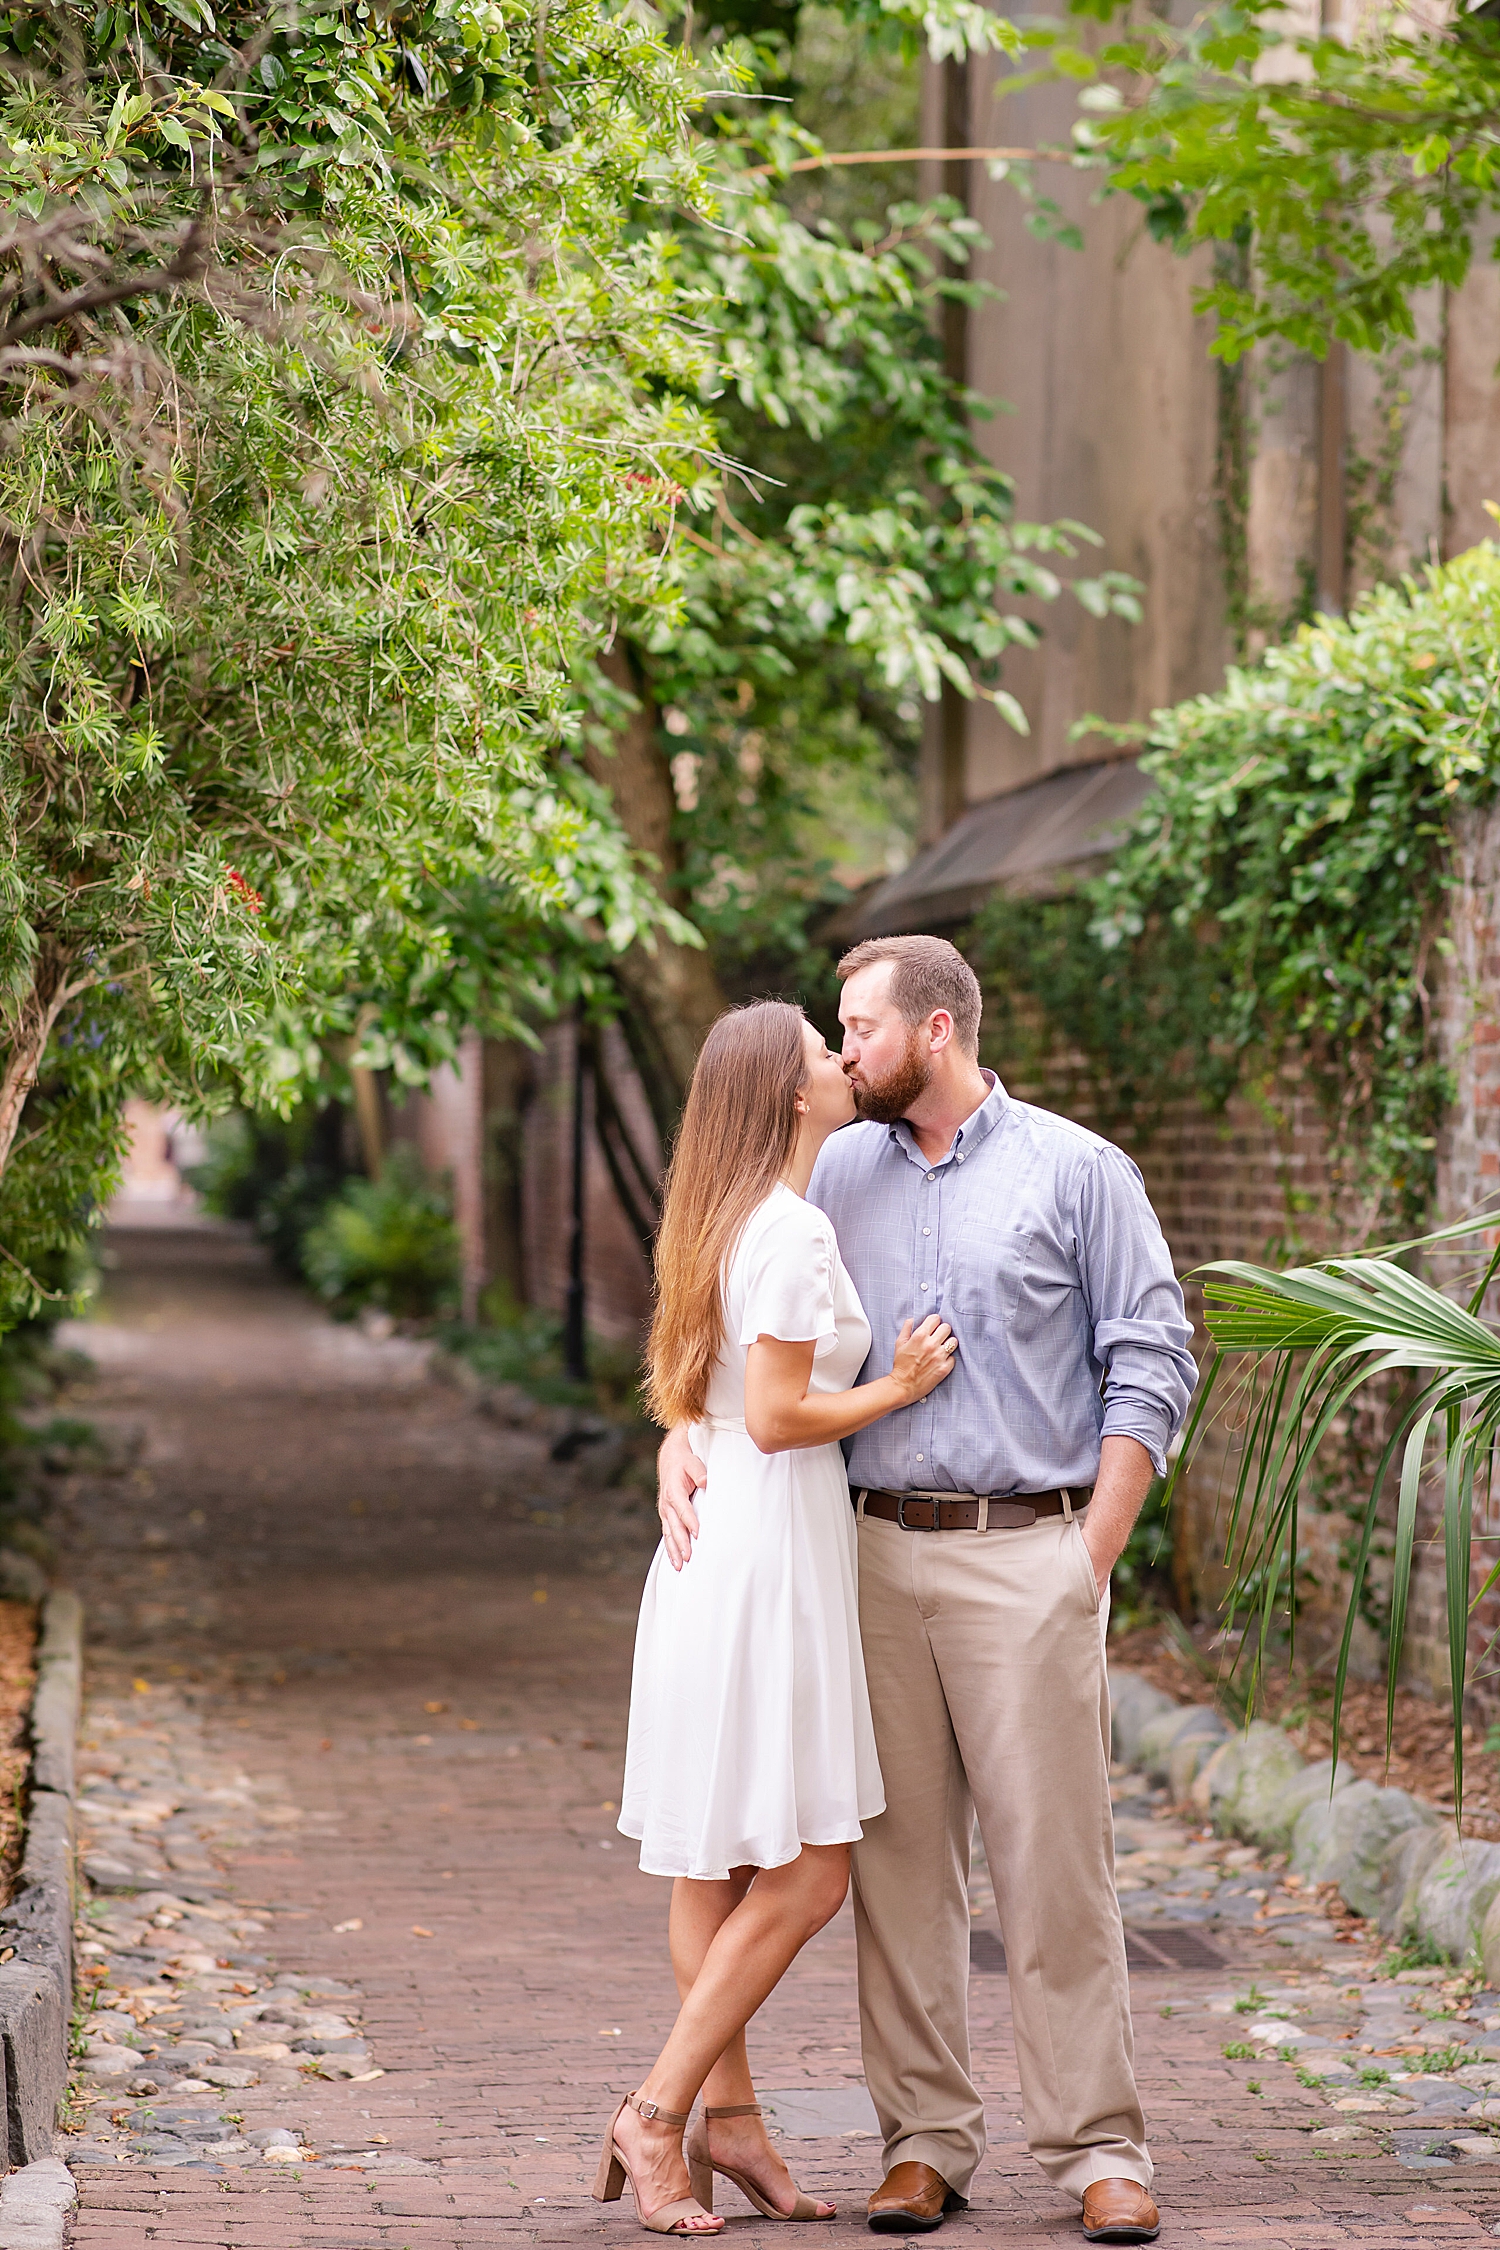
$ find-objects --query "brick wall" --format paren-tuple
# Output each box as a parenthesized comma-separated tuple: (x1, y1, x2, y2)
(983, 800, 1500, 1712)
(989, 1011, 1366, 1655)
(1418, 802, 1500, 1710)
(391, 1022, 659, 1349)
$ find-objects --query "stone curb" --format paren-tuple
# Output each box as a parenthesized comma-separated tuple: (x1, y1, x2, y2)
(0, 1595, 81, 2168)
(0, 2154, 74, 2247)
(1110, 1663, 1500, 1978)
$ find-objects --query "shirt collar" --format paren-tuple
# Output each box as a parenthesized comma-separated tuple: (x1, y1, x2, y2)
(887, 1070, 1010, 1169)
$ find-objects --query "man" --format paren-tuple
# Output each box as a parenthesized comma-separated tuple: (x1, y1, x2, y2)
(658, 934, 1195, 2246)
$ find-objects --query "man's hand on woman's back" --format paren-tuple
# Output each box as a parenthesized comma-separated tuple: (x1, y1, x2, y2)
(657, 1423, 708, 1570)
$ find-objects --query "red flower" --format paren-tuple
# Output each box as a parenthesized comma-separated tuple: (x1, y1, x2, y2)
(226, 869, 264, 913)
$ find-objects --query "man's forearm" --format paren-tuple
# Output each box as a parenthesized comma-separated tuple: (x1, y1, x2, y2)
(1080, 1434, 1157, 1594)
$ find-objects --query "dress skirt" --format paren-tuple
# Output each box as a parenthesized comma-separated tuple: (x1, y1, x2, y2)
(618, 1418, 885, 1881)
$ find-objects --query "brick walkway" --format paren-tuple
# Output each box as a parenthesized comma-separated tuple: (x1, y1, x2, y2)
(51, 1222, 1500, 2247)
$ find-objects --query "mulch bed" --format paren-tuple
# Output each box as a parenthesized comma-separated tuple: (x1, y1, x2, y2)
(0, 1599, 35, 1902)
(1109, 1615, 1500, 1841)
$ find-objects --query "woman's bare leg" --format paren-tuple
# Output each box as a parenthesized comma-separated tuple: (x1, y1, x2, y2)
(666, 1865, 833, 2217)
(669, 1871, 755, 2107)
(614, 1846, 849, 2222)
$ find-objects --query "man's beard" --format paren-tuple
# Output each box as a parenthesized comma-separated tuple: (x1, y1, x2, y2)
(848, 1030, 932, 1123)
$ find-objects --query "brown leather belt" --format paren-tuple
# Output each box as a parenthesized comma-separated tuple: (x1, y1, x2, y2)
(858, 1487, 1093, 1532)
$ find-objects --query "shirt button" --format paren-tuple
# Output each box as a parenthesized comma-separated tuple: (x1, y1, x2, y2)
(916, 1453, 924, 1464)
(922, 1226, 931, 1236)
(920, 1281, 928, 1291)
(956, 1153, 965, 1163)
(926, 1172, 935, 1183)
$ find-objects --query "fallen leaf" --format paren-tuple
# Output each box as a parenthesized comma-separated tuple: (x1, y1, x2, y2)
(412, 1925, 434, 1938)
(333, 1919, 363, 1934)
(132, 1679, 151, 1695)
(424, 1700, 448, 1714)
(350, 2068, 385, 2082)
(458, 1719, 478, 1731)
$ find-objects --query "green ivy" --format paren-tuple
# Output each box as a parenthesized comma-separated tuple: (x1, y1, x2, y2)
(968, 889, 1236, 1146)
(973, 545, 1500, 1231)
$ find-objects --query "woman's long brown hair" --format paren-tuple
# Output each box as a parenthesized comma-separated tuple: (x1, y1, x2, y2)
(645, 1001, 808, 1428)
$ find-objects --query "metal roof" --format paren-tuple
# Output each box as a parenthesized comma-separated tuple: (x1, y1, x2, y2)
(844, 756, 1157, 937)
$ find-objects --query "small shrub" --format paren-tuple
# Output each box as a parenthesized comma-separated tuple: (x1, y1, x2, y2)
(301, 1148, 459, 1321)
(1223, 2041, 1256, 2060)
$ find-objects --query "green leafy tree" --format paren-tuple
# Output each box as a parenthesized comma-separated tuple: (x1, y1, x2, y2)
(0, 0, 1134, 1315)
(0, 0, 721, 1310)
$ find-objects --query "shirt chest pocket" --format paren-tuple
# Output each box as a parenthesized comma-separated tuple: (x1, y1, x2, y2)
(943, 1210, 1033, 1328)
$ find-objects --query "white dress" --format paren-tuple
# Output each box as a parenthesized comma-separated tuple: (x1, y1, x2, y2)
(619, 1185, 885, 1879)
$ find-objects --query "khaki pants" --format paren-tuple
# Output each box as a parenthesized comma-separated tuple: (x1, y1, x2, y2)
(851, 1509, 1149, 2205)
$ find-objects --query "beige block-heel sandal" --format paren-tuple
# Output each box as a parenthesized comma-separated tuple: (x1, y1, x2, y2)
(593, 2091, 724, 2235)
(684, 2102, 835, 2222)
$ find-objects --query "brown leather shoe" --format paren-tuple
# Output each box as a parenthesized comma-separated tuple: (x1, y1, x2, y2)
(867, 2161, 967, 2234)
(1081, 2178, 1160, 2243)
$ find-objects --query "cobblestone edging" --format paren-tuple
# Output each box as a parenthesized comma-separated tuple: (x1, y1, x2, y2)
(0, 1594, 83, 2174)
(65, 1672, 387, 2177)
(1110, 1665, 1500, 1975)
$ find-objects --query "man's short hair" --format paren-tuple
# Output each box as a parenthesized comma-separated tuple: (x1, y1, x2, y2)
(837, 934, 982, 1056)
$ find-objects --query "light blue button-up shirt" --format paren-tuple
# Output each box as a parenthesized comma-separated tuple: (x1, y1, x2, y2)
(806, 1073, 1196, 1496)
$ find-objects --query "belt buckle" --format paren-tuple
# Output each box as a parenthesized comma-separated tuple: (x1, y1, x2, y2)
(896, 1494, 936, 1532)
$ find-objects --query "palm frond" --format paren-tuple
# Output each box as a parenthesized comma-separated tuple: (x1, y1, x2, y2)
(1176, 1221, 1500, 1811)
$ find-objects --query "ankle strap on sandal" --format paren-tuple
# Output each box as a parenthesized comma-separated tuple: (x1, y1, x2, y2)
(703, 2103, 762, 2119)
(627, 2091, 691, 2126)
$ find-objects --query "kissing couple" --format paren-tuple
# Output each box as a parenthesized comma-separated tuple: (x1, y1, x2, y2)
(595, 934, 1195, 2244)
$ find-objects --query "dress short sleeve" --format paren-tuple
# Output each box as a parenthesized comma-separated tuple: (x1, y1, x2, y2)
(735, 1196, 839, 1356)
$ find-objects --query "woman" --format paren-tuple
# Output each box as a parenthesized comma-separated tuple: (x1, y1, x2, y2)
(596, 1001, 957, 2236)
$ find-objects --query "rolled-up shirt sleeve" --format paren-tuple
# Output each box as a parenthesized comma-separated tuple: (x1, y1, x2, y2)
(1072, 1146, 1197, 1476)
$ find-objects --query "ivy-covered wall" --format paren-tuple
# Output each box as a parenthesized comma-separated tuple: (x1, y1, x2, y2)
(1418, 804, 1500, 1710)
(985, 1018, 1361, 1651)
(970, 546, 1500, 1707)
